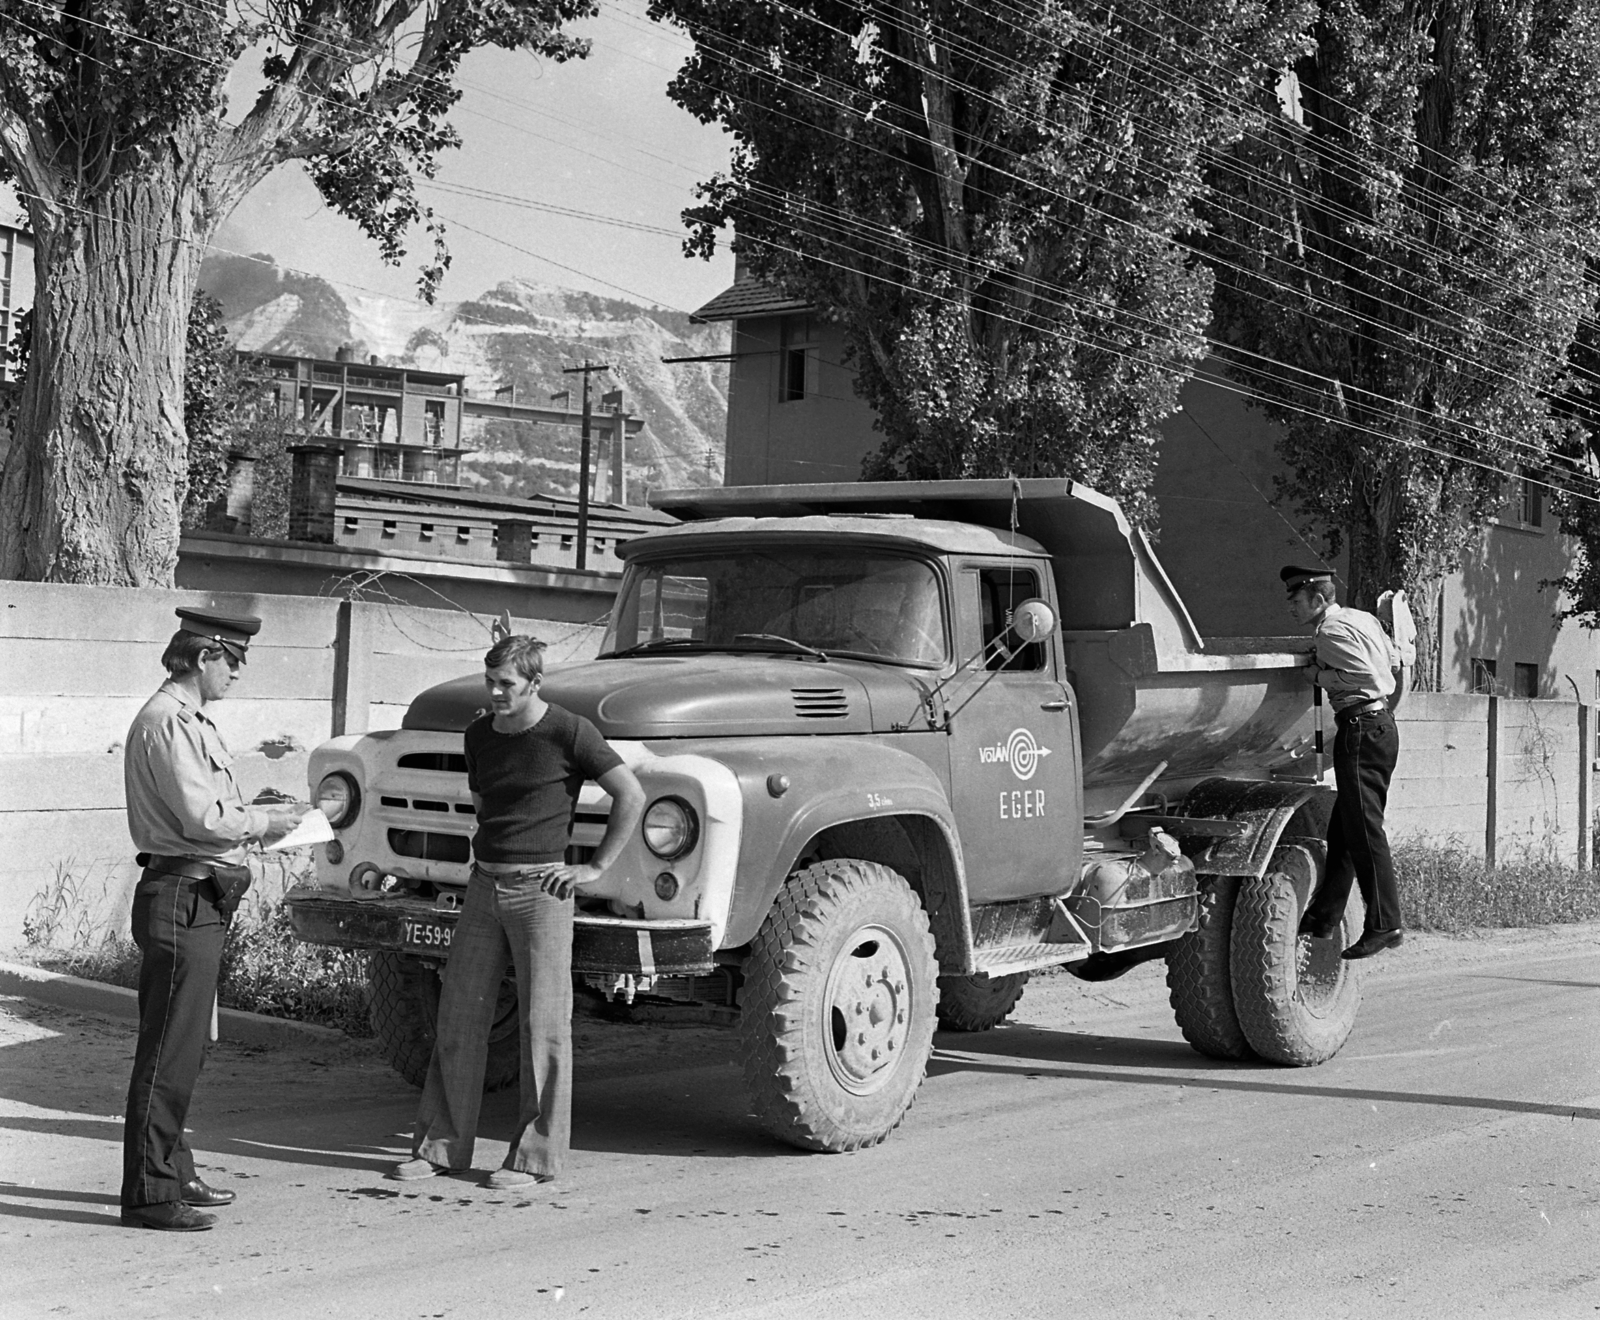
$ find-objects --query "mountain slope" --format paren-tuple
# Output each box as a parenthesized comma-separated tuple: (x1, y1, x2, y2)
(200, 255, 730, 493)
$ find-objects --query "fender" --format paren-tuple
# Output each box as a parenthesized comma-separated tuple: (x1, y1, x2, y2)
(1180, 777, 1337, 878)
(669, 736, 969, 955)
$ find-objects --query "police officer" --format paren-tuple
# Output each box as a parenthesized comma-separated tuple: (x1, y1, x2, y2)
(1282, 566, 1404, 960)
(120, 609, 305, 1231)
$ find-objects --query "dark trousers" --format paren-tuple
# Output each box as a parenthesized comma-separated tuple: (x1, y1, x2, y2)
(414, 865, 574, 1177)
(1308, 708, 1402, 934)
(121, 872, 225, 1209)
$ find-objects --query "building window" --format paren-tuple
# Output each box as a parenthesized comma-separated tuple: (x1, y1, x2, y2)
(1512, 663, 1538, 698)
(381, 520, 397, 539)
(782, 347, 807, 402)
(419, 523, 434, 541)
(1520, 479, 1544, 528)
(423, 399, 445, 445)
(1470, 657, 1497, 695)
(560, 534, 574, 552)
(342, 517, 359, 536)
(457, 526, 472, 544)
(780, 317, 816, 403)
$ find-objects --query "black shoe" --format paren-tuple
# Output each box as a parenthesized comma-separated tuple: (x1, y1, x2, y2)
(1341, 928, 1403, 960)
(180, 1177, 236, 1207)
(121, 1202, 217, 1232)
(1298, 913, 1337, 940)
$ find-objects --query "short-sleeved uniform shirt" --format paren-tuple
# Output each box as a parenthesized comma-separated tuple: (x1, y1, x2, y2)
(1312, 604, 1397, 712)
(464, 702, 624, 865)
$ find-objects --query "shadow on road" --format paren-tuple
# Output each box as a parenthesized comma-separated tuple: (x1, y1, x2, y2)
(928, 1025, 1600, 1122)
(0, 1181, 121, 1228)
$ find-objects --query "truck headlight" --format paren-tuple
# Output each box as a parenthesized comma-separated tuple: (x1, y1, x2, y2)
(642, 797, 698, 860)
(316, 772, 361, 829)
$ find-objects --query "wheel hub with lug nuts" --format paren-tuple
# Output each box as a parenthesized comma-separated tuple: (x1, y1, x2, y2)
(823, 923, 913, 1095)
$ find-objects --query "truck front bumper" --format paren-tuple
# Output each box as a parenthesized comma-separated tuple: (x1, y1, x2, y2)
(284, 890, 717, 977)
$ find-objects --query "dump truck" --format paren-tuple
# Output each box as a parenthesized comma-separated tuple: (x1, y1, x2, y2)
(285, 478, 1362, 1153)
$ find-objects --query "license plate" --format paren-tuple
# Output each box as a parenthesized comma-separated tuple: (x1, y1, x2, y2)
(402, 917, 453, 951)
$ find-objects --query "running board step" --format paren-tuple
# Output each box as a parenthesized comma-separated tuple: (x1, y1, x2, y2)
(971, 940, 1092, 978)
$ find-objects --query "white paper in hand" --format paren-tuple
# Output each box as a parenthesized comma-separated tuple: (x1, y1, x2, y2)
(265, 808, 336, 852)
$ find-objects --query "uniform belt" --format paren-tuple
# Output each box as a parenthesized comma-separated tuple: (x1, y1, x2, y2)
(137, 853, 222, 880)
(1334, 698, 1389, 721)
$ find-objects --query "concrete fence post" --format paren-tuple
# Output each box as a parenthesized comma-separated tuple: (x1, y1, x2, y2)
(1580, 703, 1593, 872)
(332, 599, 376, 736)
(1485, 695, 1499, 869)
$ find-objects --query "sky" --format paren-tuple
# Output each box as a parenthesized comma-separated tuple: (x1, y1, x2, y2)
(214, 0, 737, 315)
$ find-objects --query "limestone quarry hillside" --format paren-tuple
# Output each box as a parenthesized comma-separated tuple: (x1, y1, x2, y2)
(200, 253, 730, 496)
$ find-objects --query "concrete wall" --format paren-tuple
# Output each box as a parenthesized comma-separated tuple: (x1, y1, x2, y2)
(1388, 693, 1590, 864)
(0, 580, 605, 948)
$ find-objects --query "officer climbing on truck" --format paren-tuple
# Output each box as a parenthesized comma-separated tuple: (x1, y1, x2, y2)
(287, 479, 1378, 1153)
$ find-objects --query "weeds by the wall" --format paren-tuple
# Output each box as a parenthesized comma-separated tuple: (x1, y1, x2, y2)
(1394, 840, 1600, 932)
(23, 897, 372, 1037)
(216, 904, 371, 1036)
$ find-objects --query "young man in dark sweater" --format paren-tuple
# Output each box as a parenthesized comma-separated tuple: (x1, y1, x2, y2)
(389, 635, 645, 1189)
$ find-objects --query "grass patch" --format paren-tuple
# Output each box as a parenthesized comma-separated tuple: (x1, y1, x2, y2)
(26, 904, 372, 1038)
(1394, 840, 1600, 932)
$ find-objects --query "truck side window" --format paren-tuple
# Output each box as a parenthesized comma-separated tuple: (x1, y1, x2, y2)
(979, 568, 1046, 671)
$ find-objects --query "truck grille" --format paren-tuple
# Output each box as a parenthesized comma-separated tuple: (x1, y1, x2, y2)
(382, 795, 474, 815)
(397, 752, 468, 773)
(792, 687, 849, 718)
(388, 829, 471, 863)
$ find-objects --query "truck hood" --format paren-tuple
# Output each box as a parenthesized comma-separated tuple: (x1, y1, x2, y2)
(402, 655, 935, 738)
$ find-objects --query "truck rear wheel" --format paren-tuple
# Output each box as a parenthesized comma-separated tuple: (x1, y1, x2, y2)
(935, 972, 1028, 1032)
(1165, 876, 1253, 1061)
(367, 951, 521, 1092)
(738, 859, 938, 1152)
(1229, 842, 1363, 1065)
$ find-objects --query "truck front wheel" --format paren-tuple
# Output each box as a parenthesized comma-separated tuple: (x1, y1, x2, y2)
(1229, 841, 1363, 1065)
(936, 972, 1028, 1032)
(738, 859, 939, 1152)
(367, 951, 521, 1092)
(1166, 876, 1253, 1061)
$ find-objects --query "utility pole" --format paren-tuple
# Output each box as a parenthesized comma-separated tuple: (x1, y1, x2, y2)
(561, 360, 610, 570)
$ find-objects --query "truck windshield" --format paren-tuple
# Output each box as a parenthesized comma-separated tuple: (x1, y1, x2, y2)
(602, 547, 947, 667)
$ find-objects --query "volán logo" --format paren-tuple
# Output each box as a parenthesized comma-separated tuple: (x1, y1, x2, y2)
(978, 728, 1051, 781)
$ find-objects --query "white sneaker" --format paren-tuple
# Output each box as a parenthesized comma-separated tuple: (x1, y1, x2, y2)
(388, 1158, 448, 1182)
(486, 1167, 553, 1190)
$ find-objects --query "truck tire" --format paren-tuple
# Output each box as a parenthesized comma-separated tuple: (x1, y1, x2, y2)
(1229, 842, 1363, 1066)
(738, 859, 938, 1153)
(1165, 876, 1253, 1061)
(367, 951, 521, 1092)
(935, 972, 1028, 1032)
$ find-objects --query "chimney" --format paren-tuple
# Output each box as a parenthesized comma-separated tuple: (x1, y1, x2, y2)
(288, 444, 342, 543)
(369, 354, 381, 366)
(335, 344, 353, 363)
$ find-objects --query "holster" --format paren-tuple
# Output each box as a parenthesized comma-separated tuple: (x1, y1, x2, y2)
(136, 854, 253, 915)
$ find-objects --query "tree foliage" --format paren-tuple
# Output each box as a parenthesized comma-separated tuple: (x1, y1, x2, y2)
(182, 294, 244, 530)
(0, 0, 596, 583)
(651, 0, 1310, 530)
(1205, 0, 1600, 671)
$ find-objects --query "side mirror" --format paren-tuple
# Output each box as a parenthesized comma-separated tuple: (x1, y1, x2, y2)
(1008, 597, 1056, 643)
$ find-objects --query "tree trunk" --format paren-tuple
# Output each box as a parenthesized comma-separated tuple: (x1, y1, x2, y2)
(0, 152, 210, 584)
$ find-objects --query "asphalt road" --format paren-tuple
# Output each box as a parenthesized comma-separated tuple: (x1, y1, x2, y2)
(2, 925, 1596, 1320)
